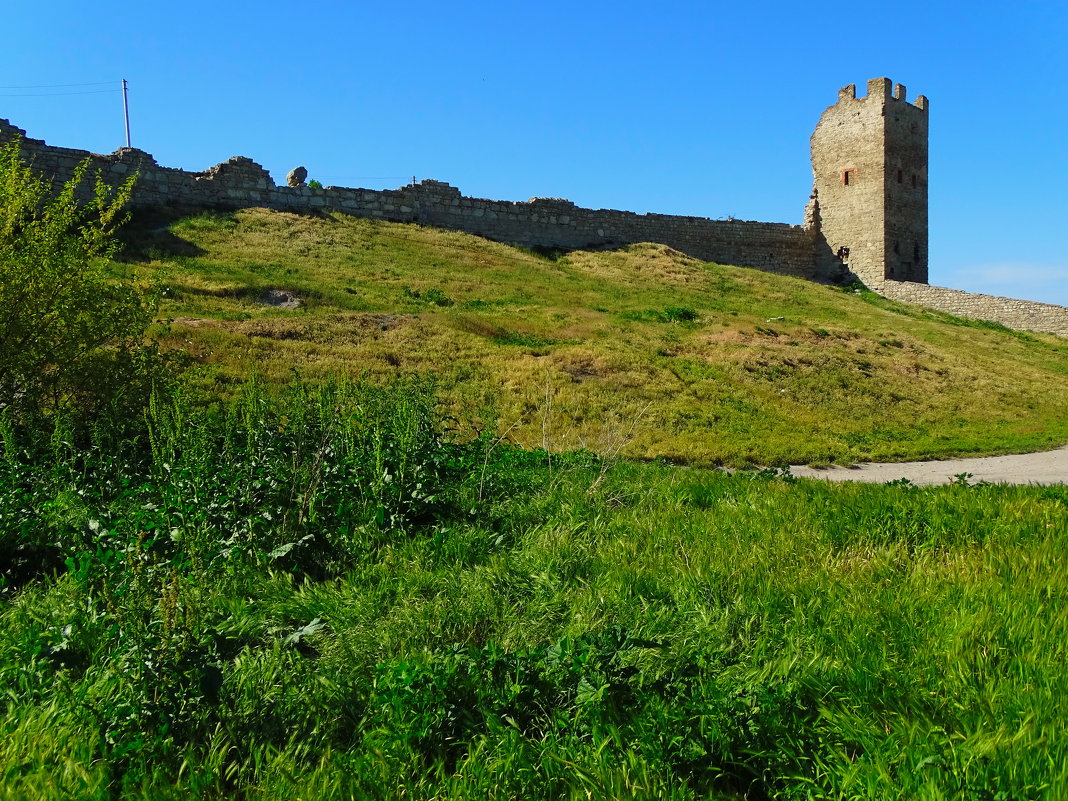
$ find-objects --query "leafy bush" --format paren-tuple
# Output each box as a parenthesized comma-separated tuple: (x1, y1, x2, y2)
(0, 138, 167, 419)
(0, 375, 537, 589)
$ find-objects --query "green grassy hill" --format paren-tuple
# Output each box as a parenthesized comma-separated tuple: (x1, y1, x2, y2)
(123, 208, 1068, 466)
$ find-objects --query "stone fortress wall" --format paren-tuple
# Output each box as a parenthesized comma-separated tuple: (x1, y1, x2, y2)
(0, 118, 815, 279)
(2, 76, 1066, 338)
(881, 281, 1068, 338)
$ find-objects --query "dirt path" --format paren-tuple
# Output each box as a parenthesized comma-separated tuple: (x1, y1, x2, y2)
(789, 444, 1068, 486)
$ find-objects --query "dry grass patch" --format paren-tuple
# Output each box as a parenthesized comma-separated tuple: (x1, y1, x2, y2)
(565, 243, 709, 285)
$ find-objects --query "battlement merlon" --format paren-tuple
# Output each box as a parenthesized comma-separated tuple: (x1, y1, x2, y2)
(837, 84, 857, 102)
(866, 77, 892, 100)
(892, 82, 929, 112)
(833, 79, 927, 112)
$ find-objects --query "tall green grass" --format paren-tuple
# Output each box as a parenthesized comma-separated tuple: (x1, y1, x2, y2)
(2, 381, 1065, 799)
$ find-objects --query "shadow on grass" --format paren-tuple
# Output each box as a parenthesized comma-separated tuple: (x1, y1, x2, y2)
(117, 208, 210, 262)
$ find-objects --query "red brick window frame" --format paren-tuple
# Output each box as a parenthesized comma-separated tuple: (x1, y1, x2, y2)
(841, 169, 857, 186)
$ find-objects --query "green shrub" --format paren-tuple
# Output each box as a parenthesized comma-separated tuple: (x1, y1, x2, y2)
(621, 306, 700, 324)
(663, 305, 699, 322)
(0, 138, 167, 419)
(402, 285, 454, 306)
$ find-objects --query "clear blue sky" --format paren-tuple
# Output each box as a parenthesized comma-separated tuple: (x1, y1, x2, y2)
(3, 1, 1066, 305)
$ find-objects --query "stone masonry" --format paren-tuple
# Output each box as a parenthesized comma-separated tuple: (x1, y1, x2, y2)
(881, 281, 1068, 338)
(2, 77, 1065, 337)
(0, 119, 814, 279)
(809, 77, 928, 288)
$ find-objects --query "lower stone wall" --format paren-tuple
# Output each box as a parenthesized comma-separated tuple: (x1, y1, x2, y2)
(0, 118, 817, 279)
(881, 281, 1068, 337)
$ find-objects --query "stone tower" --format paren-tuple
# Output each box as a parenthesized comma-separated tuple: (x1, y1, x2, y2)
(809, 77, 928, 287)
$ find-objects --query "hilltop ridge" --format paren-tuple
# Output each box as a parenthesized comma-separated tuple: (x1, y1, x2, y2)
(126, 208, 1068, 467)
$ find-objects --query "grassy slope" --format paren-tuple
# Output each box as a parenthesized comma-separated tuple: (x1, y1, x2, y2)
(124, 209, 1068, 466)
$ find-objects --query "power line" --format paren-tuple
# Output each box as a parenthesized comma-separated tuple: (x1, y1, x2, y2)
(0, 89, 118, 97)
(0, 77, 131, 150)
(0, 80, 114, 89)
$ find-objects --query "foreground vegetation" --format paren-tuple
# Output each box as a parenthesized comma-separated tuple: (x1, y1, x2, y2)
(121, 208, 1068, 466)
(5, 145, 1067, 799)
(2, 380, 1066, 799)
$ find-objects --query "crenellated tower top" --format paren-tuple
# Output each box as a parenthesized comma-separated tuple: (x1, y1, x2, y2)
(835, 78, 927, 111)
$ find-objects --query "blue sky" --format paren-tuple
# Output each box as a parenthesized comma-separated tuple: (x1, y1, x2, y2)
(3, 1, 1066, 305)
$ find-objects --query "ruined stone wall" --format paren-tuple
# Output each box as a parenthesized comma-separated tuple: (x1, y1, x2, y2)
(882, 281, 1068, 337)
(0, 118, 816, 278)
(7, 106, 1062, 340)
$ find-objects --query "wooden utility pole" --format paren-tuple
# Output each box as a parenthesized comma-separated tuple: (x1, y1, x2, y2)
(121, 79, 131, 148)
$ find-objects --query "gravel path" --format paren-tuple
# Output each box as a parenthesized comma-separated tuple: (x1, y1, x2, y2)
(789, 444, 1068, 486)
